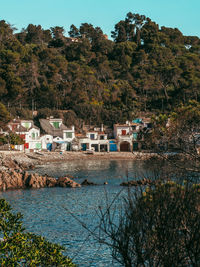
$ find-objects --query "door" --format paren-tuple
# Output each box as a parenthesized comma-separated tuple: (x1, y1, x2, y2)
(120, 142, 130, 152)
(47, 143, 52, 151)
(82, 143, 87, 151)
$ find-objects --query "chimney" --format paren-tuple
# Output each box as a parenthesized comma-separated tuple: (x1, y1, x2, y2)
(101, 124, 104, 132)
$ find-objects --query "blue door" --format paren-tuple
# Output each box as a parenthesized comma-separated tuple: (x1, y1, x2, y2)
(109, 141, 117, 152)
(47, 143, 52, 151)
(82, 143, 87, 151)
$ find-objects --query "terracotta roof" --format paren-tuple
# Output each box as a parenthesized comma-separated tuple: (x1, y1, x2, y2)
(75, 133, 86, 138)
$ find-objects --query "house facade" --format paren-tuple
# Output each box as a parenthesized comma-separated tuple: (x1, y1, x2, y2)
(39, 117, 75, 151)
(7, 119, 41, 151)
(3, 116, 153, 153)
(40, 134, 53, 151)
(113, 118, 149, 152)
(114, 123, 133, 151)
(78, 125, 110, 152)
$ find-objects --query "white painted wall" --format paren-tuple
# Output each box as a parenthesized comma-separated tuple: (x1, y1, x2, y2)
(63, 126, 75, 142)
(114, 125, 131, 138)
(40, 135, 53, 150)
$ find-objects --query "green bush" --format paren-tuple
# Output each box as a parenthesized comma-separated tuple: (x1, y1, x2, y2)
(0, 199, 75, 266)
(99, 182, 200, 266)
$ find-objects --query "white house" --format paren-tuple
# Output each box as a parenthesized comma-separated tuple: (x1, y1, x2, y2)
(52, 136, 66, 151)
(63, 126, 75, 150)
(7, 119, 41, 151)
(78, 125, 109, 152)
(26, 126, 41, 150)
(114, 123, 133, 151)
(40, 134, 54, 151)
(39, 117, 75, 151)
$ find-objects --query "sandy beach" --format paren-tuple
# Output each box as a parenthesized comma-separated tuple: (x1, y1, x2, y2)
(0, 151, 157, 167)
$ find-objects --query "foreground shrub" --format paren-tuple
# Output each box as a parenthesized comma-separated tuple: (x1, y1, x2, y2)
(0, 199, 75, 266)
(99, 182, 200, 266)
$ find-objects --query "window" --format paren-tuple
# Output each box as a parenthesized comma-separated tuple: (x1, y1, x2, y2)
(122, 130, 126, 135)
(32, 133, 35, 139)
(90, 134, 95, 140)
(24, 122, 30, 129)
(65, 132, 72, 138)
(53, 122, 60, 129)
(100, 135, 104, 140)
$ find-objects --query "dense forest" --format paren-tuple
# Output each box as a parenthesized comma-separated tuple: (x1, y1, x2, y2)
(0, 12, 200, 127)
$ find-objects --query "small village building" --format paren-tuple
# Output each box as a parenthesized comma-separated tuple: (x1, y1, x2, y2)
(39, 117, 75, 151)
(113, 118, 151, 152)
(85, 126, 109, 152)
(63, 126, 75, 151)
(27, 126, 41, 150)
(52, 136, 66, 151)
(114, 123, 133, 152)
(40, 134, 53, 151)
(77, 135, 90, 151)
(7, 119, 41, 151)
(77, 125, 109, 152)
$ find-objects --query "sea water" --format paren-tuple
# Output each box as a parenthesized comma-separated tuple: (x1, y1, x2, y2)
(0, 159, 150, 266)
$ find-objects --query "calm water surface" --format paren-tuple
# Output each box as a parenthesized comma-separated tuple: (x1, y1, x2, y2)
(0, 159, 150, 266)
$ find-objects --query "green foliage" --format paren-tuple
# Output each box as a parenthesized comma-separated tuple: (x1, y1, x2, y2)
(0, 199, 75, 266)
(147, 101, 200, 156)
(0, 135, 8, 145)
(0, 133, 24, 145)
(0, 102, 10, 128)
(99, 183, 200, 266)
(8, 133, 24, 145)
(0, 14, 200, 125)
(9, 108, 33, 120)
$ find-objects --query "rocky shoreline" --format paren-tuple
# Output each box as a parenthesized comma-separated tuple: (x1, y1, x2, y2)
(0, 151, 164, 191)
(0, 153, 81, 191)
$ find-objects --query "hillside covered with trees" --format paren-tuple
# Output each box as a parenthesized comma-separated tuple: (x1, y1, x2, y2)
(0, 12, 200, 126)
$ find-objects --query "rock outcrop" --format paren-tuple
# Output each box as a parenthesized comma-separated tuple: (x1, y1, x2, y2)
(0, 155, 81, 191)
(81, 179, 97, 186)
(57, 177, 81, 188)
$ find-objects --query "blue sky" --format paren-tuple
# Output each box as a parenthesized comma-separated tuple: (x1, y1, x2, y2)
(1, 0, 199, 38)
